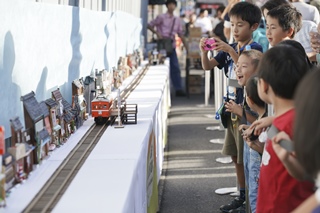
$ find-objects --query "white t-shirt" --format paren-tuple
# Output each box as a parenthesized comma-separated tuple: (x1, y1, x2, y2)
(194, 17, 213, 37)
(293, 2, 320, 25)
(294, 20, 318, 53)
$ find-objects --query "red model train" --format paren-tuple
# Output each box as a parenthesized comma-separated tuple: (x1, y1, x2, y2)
(91, 95, 113, 124)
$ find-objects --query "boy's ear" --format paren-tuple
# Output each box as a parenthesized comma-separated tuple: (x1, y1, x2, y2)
(260, 79, 269, 94)
(250, 23, 259, 32)
(247, 96, 254, 106)
(287, 27, 294, 38)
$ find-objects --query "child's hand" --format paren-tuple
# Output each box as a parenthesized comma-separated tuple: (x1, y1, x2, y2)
(199, 37, 209, 53)
(212, 37, 233, 53)
(251, 116, 274, 135)
(238, 124, 249, 132)
(271, 131, 293, 161)
(224, 100, 242, 116)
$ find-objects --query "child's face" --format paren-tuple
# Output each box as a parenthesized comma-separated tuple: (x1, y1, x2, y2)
(236, 54, 256, 87)
(266, 15, 291, 46)
(245, 95, 254, 111)
(230, 16, 252, 42)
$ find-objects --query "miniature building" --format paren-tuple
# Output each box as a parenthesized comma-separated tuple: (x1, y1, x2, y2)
(8, 117, 34, 180)
(72, 79, 87, 122)
(20, 91, 50, 164)
(36, 129, 50, 160)
(72, 79, 84, 96)
(95, 69, 111, 95)
(2, 152, 14, 192)
(51, 89, 67, 141)
(9, 117, 24, 145)
(52, 89, 76, 138)
(83, 75, 96, 115)
(40, 101, 56, 151)
(72, 95, 83, 129)
(45, 98, 62, 147)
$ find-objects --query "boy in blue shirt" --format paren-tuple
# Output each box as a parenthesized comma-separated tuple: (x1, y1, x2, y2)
(199, 2, 263, 212)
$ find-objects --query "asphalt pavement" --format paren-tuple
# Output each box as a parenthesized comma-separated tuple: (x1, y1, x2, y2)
(157, 53, 238, 213)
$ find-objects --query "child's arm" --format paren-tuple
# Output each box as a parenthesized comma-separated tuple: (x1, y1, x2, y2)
(242, 128, 265, 154)
(246, 139, 265, 154)
(199, 37, 219, 70)
(272, 131, 306, 180)
(249, 116, 275, 136)
(292, 193, 318, 213)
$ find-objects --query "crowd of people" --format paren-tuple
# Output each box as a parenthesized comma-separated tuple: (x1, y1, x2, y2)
(198, 0, 320, 213)
(148, 0, 320, 212)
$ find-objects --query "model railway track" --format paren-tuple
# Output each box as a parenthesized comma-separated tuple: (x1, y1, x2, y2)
(23, 65, 149, 212)
(23, 118, 114, 213)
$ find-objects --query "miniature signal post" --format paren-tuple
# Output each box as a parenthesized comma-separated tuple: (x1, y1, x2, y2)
(114, 89, 124, 129)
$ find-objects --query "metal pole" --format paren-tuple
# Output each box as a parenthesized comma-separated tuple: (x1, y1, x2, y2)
(204, 70, 210, 106)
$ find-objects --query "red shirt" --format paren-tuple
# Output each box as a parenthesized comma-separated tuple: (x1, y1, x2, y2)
(256, 109, 314, 213)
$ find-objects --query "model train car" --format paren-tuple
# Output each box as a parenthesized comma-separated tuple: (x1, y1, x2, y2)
(91, 94, 113, 124)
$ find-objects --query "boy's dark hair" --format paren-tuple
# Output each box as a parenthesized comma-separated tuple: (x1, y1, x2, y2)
(260, 0, 290, 15)
(267, 5, 302, 38)
(257, 45, 310, 99)
(199, 9, 207, 15)
(277, 39, 314, 69)
(229, 2, 262, 27)
(294, 67, 320, 178)
(246, 75, 265, 108)
(165, 0, 177, 6)
(217, 5, 226, 14)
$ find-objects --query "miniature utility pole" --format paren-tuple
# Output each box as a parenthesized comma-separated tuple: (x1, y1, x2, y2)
(114, 89, 124, 129)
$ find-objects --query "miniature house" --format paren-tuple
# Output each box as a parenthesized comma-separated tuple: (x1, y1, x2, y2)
(72, 79, 87, 122)
(51, 89, 66, 141)
(9, 117, 34, 179)
(20, 91, 50, 164)
(40, 101, 56, 151)
(72, 95, 83, 129)
(83, 75, 95, 115)
(52, 89, 75, 138)
(45, 98, 62, 147)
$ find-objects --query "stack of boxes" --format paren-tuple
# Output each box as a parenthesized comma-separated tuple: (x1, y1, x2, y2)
(187, 27, 204, 94)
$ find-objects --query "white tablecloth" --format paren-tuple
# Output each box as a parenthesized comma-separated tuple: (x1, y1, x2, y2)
(53, 63, 170, 213)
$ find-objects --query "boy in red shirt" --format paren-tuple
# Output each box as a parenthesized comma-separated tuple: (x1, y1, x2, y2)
(255, 44, 314, 212)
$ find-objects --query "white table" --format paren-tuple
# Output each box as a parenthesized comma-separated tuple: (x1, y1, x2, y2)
(53, 63, 170, 213)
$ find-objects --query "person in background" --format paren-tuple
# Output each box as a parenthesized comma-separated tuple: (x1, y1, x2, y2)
(212, 5, 226, 30)
(199, 2, 263, 212)
(290, 0, 320, 25)
(212, 5, 227, 43)
(194, 9, 213, 38)
(184, 13, 197, 38)
(148, 0, 187, 97)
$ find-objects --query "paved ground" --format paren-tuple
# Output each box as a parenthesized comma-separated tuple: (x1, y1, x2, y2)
(157, 52, 238, 213)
